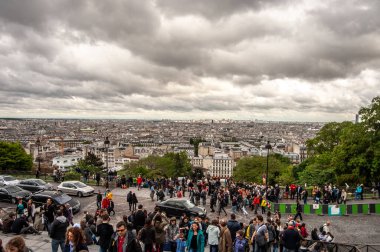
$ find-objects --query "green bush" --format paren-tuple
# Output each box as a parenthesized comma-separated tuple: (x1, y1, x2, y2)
(64, 171, 81, 181)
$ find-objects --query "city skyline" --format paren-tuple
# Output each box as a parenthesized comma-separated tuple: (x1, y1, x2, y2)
(0, 0, 380, 122)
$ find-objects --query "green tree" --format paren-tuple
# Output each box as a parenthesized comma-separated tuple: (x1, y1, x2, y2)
(0, 141, 33, 171)
(233, 155, 291, 185)
(76, 152, 104, 174)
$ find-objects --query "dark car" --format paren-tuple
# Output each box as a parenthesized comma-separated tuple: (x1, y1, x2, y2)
(0, 185, 31, 204)
(18, 179, 54, 193)
(29, 190, 81, 214)
(156, 199, 207, 218)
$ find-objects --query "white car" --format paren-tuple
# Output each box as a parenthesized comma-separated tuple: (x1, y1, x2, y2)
(57, 181, 94, 197)
(0, 175, 20, 186)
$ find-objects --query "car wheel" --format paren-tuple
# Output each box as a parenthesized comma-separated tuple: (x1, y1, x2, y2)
(77, 192, 83, 198)
(11, 198, 16, 204)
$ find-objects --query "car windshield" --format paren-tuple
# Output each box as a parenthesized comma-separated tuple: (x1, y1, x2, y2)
(53, 194, 72, 204)
(4, 176, 16, 181)
(183, 201, 195, 208)
(6, 186, 22, 193)
(73, 182, 87, 188)
(34, 179, 46, 185)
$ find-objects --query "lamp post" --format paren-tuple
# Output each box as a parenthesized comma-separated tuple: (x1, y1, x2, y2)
(265, 141, 272, 187)
(104, 137, 110, 181)
(36, 138, 45, 180)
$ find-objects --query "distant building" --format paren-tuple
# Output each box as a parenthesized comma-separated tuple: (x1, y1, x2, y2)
(52, 155, 82, 171)
(190, 153, 235, 178)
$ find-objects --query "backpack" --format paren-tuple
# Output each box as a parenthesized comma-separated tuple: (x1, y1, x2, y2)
(319, 225, 324, 233)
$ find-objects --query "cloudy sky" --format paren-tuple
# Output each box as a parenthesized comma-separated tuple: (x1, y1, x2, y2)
(0, 0, 379, 122)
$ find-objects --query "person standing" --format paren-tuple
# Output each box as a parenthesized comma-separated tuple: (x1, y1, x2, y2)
(127, 191, 133, 211)
(26, 199, 36, 224)
(96, 172, 101, 186)
(219, 220, 232, 252)
(132, 193, 138, 211)
(252, 215, 268, 252)
(294, 200, 303, 221)
(15, 199, 25, 218)
(227, 214, 240, 243)
(109, 221, 141, 252)
(282, 222, 301, 252)
(134, 204, 146, 234)
(96, 214, 114, 252)
(139, 219, 156, 252)
(44, 198, 55, 234)
(50, 210, 69, 252)
(186, 222, 205, 252)
(97, 190, 103, 209)
(63, 227, 89, 252)
(167, 217, 180, 252)
(233, 230, 247, 252)
(206, 219, 220, 252)
(137, 175, 143, 190)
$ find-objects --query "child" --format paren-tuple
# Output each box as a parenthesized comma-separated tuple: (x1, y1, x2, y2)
(175, 232, 187, 252)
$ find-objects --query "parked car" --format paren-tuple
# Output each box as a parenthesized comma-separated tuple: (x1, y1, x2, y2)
(18, 179, 54, 193)
(0, 185, 31, 204)
(156, 199, 207, 218)
(29, 190, 81, 214)
(57, 181, 94, 197)
(0, 175, 20, 186)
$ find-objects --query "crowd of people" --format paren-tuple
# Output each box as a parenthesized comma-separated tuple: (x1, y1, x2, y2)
(0, 176, 346, 252)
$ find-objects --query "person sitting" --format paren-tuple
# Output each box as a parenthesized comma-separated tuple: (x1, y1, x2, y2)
(2, 212, 16, 234)
(11, 215, 40, 235)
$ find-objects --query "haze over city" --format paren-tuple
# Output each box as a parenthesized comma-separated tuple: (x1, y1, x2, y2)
(0, 0, 380, 121)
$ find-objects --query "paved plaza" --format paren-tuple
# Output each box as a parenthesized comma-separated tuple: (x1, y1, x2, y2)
(1, 187, 380, 251)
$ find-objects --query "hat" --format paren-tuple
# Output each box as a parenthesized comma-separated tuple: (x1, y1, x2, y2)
(170, 217, 176, 221)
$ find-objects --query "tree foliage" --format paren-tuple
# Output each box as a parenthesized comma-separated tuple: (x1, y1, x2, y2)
(233, 155, 292, 185)
(296, 96, 380, 185)
(0, 141, 33, 171)
(76, 152, 104, 173)
(122, 151, 192, 178)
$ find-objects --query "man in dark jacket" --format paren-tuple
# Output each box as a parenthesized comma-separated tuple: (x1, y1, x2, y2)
(11, 215, 40, 235)
(282, 221, 301, 252)
(133, 204, 146, 233)
(227, 213, 241, 242)
(109, 221, 142, 252)
(50, 210, 69, 252)
(96, 213, 114, 252)
(2, 212, 16, 234)
(43, 198, 55, 234)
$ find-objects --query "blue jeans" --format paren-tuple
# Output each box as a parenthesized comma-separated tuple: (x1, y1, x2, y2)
(210, 244, 218, 252)
(51, 239, 65, 252)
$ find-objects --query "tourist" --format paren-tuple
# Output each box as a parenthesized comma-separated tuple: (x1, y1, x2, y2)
(50, 210, 69, 252)
(139, 218, 156, 252)
(167, 217, 180, 252)
(109, 221, 141, 251)
(96, 213, 114, 252)
(233, 230, 247, 252)
(63, 227, 88, 252)
(206, 219, 220, 252)
(5, 236, 32, 252)
(219, 220, 232, 252)
(186, 222, 205, 252)
(227, 214, 241, 242)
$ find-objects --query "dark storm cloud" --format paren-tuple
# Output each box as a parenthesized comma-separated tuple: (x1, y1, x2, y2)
(0, 0, 379, 120)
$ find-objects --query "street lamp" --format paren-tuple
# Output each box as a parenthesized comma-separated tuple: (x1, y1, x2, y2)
(265, 141, 272, 187)
(36, 138, 45, 180)
(104, 137, 110, 181)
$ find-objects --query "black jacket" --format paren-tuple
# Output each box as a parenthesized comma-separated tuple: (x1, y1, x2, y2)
(227, 220, 241, 241)
(63, 242, 88, 252)
(96, 222, 114, 249)
(282, 228, 301, 250)
(134, 210, 146, 228)
(44, 204, 55, 223)
(50, 216, 69, 240)
(140, 225, 156, 245)
(11, 217, 29, 234)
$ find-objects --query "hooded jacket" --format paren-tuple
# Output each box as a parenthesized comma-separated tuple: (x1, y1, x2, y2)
(50, 216, 69, 240)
